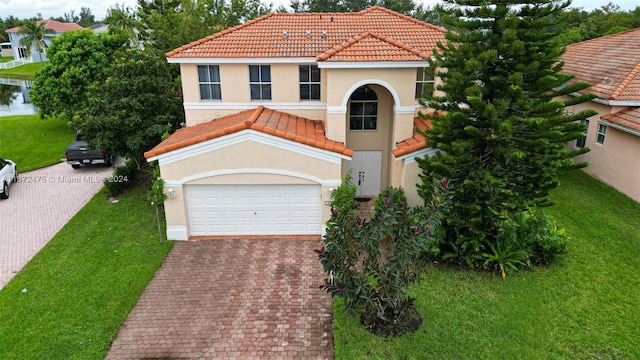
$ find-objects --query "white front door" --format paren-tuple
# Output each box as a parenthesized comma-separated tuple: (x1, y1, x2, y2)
(346, 151, 382, 196)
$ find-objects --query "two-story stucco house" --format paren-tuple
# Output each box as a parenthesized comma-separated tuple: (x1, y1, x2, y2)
(5, 19, 83, 62)
(145, 6, 446, 240)
(561, 28, 640, 203)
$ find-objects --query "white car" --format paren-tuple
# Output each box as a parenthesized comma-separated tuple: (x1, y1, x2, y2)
(0, 158, 18, 199)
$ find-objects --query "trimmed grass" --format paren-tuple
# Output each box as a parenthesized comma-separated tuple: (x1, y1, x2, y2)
(333, 170, 640, 359)
(0, 186, 173, 359)
(0, 62, 41, 78)
(0, 115, 75, 171)
(0, 57, 14, 63)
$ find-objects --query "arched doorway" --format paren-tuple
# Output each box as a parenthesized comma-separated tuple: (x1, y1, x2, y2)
(345, 84, 395, 196)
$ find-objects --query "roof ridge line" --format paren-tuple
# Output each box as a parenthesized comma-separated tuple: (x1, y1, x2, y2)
(165, 12, 275, 58)
(367, 32, 430, 59)
(316, 31, 369, 61)
(362, 5, 447, 34)
(567, 28, 640, 50)
(611, 61, 640, 100)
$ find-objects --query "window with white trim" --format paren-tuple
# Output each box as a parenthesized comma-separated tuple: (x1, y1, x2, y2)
(198, 65, 221, 100)
(415, 66, 435, 99)
(349, 86, 378, 131)
(576, 119, 589, 148)
(596, 124, 606, 144)
(249, 65, 271, 100)
(299, 65, 321, 100)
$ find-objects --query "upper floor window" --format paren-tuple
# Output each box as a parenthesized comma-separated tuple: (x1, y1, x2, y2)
(415, 66, 435, 99)
(576, 119, 589, 148)
(249, 65, 271, 100)
(299, 65, 320, 100)
(596, 124, 606, 144)
(349, 86, 377, 131)
(198, 65, 221, 100)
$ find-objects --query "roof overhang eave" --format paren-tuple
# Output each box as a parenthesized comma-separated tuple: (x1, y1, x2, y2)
(598, 118, 640, 138)
(318, 60, 431, 69)
(166, 57, 318, 64)
(567, 91, 640, 107)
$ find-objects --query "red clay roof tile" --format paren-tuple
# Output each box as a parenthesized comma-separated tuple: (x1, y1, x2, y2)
(562, 28, 640, 101)
(601, 107, 640, 132)
(144, 107, 353, 158)
(165, 6, 446, 63)
(393, 116, 433, 157)
(6, 19, 83, 33)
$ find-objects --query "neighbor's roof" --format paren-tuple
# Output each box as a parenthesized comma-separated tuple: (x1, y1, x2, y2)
(562, 28, 640, 101)
(144, 106, 354, 159)
(165, 6, 446, 63)
(6, 19, 83, 33)
(601, 107, 640, 133)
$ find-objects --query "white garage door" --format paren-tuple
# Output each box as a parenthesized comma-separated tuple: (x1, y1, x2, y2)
(186, 184, 322, 236)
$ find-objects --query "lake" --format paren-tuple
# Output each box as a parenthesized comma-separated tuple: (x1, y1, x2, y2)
(0, 78, 38, 116)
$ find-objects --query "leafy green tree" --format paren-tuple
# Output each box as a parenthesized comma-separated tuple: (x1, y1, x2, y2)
(318, 180, 451, 336)
(416, 0, 597, 267)
(30, 30, 128, 123)
(76, 49, 184, 166)
(105, 5, 140, 46)
(136, 0, 271, 54)
(17, 21, 55, 64)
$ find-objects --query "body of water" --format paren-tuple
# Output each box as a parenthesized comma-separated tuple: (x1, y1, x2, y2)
(0, 78, 38, 116)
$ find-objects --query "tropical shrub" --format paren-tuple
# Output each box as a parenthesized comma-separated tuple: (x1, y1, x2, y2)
(317, 179, 451, 337)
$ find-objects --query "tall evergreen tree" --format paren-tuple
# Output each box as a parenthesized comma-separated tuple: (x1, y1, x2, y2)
(416, 0, 597, 265)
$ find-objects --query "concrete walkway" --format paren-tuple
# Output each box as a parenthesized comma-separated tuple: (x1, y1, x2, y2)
(0, 161, 113, 289)
(106, 239, 334, 359)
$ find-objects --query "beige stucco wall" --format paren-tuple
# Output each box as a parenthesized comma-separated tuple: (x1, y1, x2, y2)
(324, 67, 418, 143)
(402, 161, 423, 207)
(563, 97, 640, 202)
(159, 139, 342, 236)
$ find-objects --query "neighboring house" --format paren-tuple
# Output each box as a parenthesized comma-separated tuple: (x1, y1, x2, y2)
(145, 6, 446, 240)
(89, 23, 109, 34)
(5, 19, 83, 62)
(0, 42, 12, 57)
(561, 28, 640, 203)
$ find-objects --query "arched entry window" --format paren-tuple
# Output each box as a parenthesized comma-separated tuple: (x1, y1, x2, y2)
(349, 85, 377, 130)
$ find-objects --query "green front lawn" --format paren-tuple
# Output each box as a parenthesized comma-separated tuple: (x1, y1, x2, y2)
(0, 115, 75, 171)
(0, 187, 173, 359)
(0, 62, 41, 77)
(334, 170, 640, 359)
(0, 56, 14, 63)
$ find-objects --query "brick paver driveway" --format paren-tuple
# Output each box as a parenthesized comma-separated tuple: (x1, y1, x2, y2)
(106, 238, 334, 359)
(0, 161, 113, 289)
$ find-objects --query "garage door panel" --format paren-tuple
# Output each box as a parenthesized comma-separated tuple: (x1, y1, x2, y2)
(186, 184, 321, 236)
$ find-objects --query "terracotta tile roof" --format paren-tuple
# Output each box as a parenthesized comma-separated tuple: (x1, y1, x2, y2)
(144, 106, 354, 159)
(165, 6, 446, 62)
(601, 107, 640, 133)
(393, 116, 432, 157)
(317, 31, 429, 62)
(6, 19, 83, 33)
(562, 28, 640, 101)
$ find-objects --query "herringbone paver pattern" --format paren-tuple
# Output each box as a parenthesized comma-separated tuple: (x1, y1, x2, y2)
(0, 161, 113, 289)
(106, 239, 334, 359)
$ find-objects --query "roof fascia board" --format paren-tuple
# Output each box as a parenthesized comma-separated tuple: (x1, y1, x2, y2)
(184, 102, 326, 111)
(147, 129, 351, 166)
(167, 57, 317, 64)
(396, 147, 438, 164)
(598, 118, 640, 137)
(568, 92, 640, 106)
(318, 61, 429, 69)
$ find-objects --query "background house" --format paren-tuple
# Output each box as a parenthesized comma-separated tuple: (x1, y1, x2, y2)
(561, 28, 640, 203)
(5, 19, 83, 62)
(145, 6, 446, 240)
(0, 42, 12, 57)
